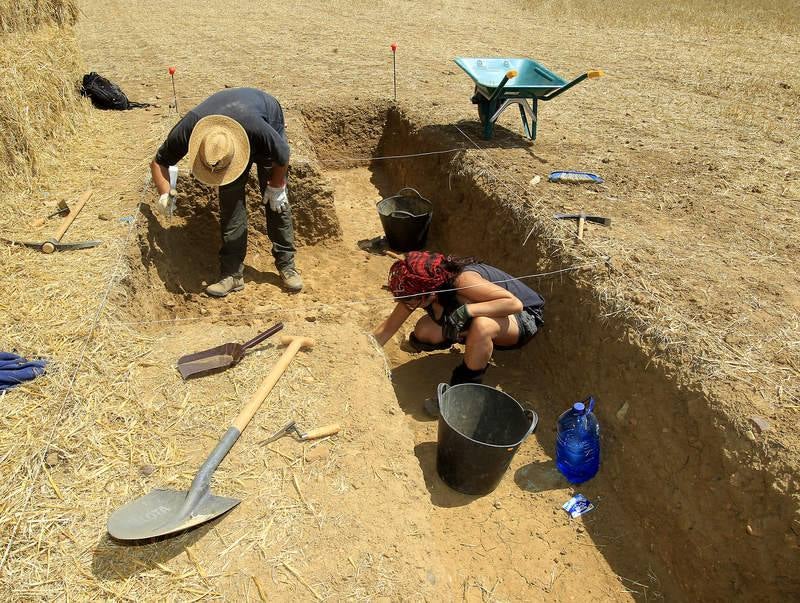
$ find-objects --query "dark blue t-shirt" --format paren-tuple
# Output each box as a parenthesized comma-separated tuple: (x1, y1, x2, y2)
(464, 264, 544, 311)
(427, 263, 545, 324)
(155, 88, 290, 168)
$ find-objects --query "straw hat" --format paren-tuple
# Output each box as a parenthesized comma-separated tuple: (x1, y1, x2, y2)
(188, 115, 250, 186)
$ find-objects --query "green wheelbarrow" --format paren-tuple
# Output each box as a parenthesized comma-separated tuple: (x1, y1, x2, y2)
(454, 57, 604, 141)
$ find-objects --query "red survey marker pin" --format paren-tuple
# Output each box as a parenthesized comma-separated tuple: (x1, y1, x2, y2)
(390, 42, 398, 101)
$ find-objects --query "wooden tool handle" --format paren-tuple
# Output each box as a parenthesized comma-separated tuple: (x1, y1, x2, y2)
(52, 190, 92, 243)
(241, 322, 284, 352)
(577, 214, 586, 240)
(302, 423, 340, 440)
(231, 335, 314, 432)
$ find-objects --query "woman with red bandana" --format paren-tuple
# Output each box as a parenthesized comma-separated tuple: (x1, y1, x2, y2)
(373, 251, 544, 413)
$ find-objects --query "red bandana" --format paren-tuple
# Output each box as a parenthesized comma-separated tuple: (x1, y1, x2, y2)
(388, 251, 454, 298)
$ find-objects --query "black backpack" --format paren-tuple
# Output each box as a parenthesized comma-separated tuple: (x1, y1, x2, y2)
(80, 72, 151, 110)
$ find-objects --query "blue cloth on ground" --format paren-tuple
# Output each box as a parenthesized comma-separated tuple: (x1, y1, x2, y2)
(0, 352, 47, 392)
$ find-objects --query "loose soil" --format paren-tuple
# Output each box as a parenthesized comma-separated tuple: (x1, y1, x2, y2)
(1, 1, 798, 601)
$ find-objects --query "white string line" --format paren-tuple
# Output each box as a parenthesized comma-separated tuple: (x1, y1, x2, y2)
(109, 261, 602, 327)
(0, 179, 148, 572)
(316, 148, 467, 164)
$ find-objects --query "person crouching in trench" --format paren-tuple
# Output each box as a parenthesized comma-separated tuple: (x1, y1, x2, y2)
(373, 251, 544, 416)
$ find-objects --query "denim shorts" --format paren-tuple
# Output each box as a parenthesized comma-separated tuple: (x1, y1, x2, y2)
(496, 307, 542, 351)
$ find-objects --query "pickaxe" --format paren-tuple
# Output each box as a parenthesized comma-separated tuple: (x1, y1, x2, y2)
(554, 212, 611, 240)
(3, 190, 101, 253)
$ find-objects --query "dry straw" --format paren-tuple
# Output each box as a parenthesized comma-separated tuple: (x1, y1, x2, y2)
(0, 26, 86, 190)
(0, 0, 78, 32)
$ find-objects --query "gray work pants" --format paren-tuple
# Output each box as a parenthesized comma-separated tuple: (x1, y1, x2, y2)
(218, 163, 296, 278)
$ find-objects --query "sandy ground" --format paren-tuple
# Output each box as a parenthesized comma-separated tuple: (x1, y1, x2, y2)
(0, 0, 799, 600)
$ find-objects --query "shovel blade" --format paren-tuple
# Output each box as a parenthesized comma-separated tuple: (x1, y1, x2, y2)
(107, 488, 240, 540)
(177, 343, 243, 379)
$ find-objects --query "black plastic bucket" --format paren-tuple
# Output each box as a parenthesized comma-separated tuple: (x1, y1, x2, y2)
(436, 383, 538, 495)
(376, 187, 433, 252)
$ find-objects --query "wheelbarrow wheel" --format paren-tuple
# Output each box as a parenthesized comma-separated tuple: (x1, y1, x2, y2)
(476, 102, 488, 126)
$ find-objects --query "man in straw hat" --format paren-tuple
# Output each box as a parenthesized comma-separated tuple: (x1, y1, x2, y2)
(150, 87, 302, 295)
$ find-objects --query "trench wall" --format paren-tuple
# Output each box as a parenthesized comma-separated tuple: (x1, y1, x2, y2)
(302, 105, 799, 601)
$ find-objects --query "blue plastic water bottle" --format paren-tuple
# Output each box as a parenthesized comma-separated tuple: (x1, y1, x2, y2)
(556, 397, 600, 483)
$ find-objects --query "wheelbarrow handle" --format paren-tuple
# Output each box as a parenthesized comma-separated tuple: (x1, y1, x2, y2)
(241, 322, 285, 352)
(488, 69, 518, 103)
(541, 69, 604, 101)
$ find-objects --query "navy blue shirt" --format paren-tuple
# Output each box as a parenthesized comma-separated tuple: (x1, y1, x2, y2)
(427, 263, 545, 324)
(155, 88, 290, 168)
(464, 264, 544, 311)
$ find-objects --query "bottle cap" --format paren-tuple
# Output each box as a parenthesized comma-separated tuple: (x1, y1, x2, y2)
(573, 402, 585, 413)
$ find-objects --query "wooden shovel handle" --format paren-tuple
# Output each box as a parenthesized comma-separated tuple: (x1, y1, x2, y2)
(52, 190, 92, 243)
(302, 423, 340, 440)
(231, 335, 314, 432)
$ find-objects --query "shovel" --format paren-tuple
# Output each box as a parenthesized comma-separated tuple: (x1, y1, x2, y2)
(107, 334, 314, 540)
(177, 322, 284, 379)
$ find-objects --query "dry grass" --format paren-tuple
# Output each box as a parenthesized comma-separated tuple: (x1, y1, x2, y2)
(0, 25, 86, 190)
(0, 0, 78, 32)
(0, 103, 172, 599)
(526, 0, 800, 33)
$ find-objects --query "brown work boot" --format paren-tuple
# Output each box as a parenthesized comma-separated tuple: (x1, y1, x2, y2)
(206, 275, 244, 297)
(279, 266, 303, 292)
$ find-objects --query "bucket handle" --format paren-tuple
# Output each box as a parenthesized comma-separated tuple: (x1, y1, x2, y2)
(523, 409, 539, 439)
(390, 210, 425, 219)
(395, 187, 426, 200)
(437, 383, 448, 404)
(376, 187, 432, 207)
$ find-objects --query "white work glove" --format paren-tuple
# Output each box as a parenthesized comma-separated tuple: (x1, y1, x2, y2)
(265, 185, 289, 214)
(156, 190, 177, 218)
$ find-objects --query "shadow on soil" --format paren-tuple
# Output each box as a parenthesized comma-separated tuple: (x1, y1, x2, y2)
(513, 459, 564, 494)
(139, 201, 281, 295)
(413, 441, 479, 508)
(388, 352, 461, 421)
(91, 517, 224, 580)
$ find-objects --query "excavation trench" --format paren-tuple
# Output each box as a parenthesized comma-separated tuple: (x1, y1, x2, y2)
(125, 104, 796, 600)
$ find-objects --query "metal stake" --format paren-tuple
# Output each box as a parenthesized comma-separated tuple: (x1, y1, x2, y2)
(171, 75, 179, 114)
(169, 66, 179, 114)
